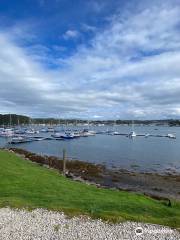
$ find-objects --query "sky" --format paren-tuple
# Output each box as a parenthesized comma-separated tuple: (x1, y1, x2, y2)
(0, 0, 180, 119)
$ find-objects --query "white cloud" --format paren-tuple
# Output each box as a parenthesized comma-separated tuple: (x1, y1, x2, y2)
(1, 2, 180, 119)
(62, 30, 79, 40)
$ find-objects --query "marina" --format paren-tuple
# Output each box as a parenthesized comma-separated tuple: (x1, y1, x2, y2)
(0, 124, 179, 174)
(0, 124, 177, 142)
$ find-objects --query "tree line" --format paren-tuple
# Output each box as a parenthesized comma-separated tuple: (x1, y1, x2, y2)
(0, 114, 180, 126)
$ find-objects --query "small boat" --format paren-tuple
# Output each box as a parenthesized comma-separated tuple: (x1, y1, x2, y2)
(25, 129, 39, 134)
(8, 136, 32, 144)
(63, 132, 75, 139)
(30, 136, 45, 141)
(51, 133, 64, 139)
(111, 131, 120, 135)
(167, 133, 176, 139)
(81, 129, 96, 136)
(129, 120, 136, 138)
(0, 128, 14, 137)
(73, 132, 81, 138)
(47, 127, 54, 132)
(40, 128, 48, 133)
(129, 131, 137, 138)
(0, 127, 5, 133)
(51, 132, 75, 139)
(14, 129, 26, 134)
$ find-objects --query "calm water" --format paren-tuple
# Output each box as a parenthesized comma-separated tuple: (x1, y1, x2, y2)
(1, 125, 180, 174)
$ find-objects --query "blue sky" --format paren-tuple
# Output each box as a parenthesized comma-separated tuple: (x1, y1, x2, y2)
(0, 0, 180, 119)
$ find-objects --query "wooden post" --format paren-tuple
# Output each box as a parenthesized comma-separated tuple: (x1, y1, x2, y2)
(63, 148, 66, 175)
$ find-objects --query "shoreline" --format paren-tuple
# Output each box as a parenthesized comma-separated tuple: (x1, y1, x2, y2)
(1, 148, 180, 230)
(5, 147, 180, 201)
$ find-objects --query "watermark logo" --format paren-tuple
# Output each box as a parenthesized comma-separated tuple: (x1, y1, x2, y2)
(135, 226, 173, 236)
(135, 227, 143, 236)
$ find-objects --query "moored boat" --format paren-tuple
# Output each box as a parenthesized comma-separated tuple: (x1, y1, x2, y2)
(167, 133, 176, 139)
(129, 131, 137, 138)
(81, 129, 96, 136)
(0, 128, 14, 137)
(51, 132, 75, 139)
(8, 136, 32, 144)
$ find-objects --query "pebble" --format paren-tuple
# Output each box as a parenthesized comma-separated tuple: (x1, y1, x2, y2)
(0, 208, 179, 240)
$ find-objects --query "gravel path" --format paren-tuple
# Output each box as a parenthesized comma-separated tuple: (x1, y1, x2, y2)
(0, 208, 179, 240)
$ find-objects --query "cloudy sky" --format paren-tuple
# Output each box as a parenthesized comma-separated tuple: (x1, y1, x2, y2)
(0, 0, 180, 119)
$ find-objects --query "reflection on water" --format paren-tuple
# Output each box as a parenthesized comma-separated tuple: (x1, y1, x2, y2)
(0, 125, 180, 174)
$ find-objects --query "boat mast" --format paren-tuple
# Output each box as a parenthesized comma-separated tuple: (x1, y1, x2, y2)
(9, 113, 12, 127)
(132, 120, 134, 132)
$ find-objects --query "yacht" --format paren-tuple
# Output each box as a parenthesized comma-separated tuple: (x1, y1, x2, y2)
(0, 128, 14, 137)
(62, 132, 75, 139)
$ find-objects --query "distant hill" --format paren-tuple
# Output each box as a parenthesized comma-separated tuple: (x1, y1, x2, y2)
(0, 113, 180, 126)
(0, 114, 30, 126)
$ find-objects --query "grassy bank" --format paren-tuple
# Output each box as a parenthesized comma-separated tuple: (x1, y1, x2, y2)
(0, 150, 180, 228)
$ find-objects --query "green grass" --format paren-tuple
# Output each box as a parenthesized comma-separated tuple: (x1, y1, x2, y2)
(0, 150, 180, 228)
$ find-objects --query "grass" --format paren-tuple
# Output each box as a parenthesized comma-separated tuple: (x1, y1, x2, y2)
(0, 150, 180, 228)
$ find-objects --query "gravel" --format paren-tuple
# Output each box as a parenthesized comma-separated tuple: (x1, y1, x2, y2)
(0, 208, 179, 240)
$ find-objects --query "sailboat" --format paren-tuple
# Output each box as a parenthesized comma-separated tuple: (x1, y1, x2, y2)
(110, 120, 119, 135)
(129, 120, 137, 138)
(1, 113, 14, 137)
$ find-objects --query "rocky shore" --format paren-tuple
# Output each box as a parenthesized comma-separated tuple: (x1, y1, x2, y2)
(0, 208, 179, 240)
(7, 148, 180, 201)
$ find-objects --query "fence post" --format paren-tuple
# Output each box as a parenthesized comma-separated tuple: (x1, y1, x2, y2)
(63, 148, 66, 175)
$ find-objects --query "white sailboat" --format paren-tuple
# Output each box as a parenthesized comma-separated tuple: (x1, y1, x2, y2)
(129, 120, 137, 138)
(111, 120, 119, 135)
(0, 128, 14, 137)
